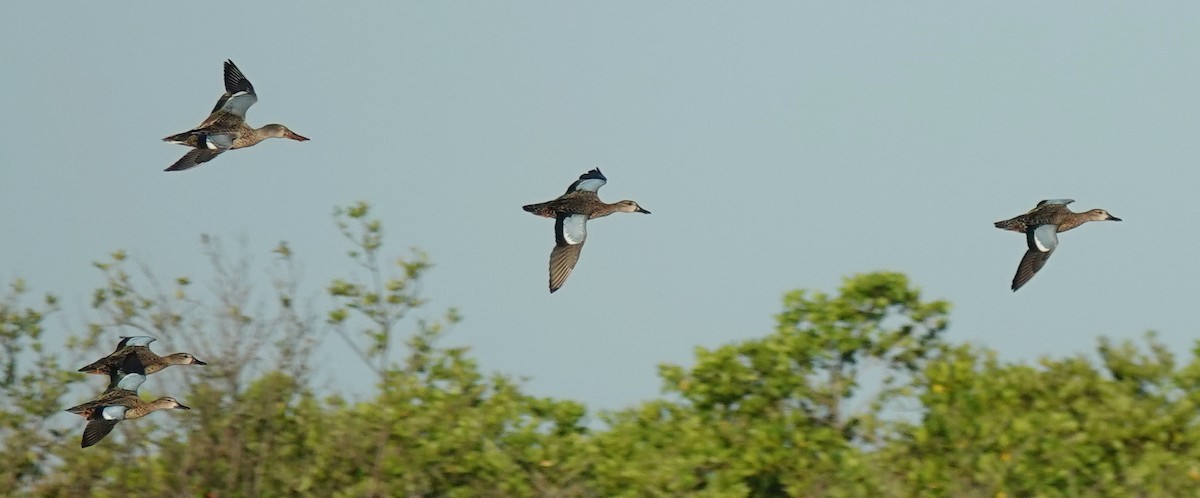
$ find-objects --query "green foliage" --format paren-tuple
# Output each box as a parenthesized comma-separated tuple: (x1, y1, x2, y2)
(3, 204, 1199, 496)
(15, 202, 593, 497)
(594, 272, 949, 497)
(329, 201, 448, 377)
(302, 203, 590, 496)
(0, 280, 73, 492)
(889, 333, 1200, 497)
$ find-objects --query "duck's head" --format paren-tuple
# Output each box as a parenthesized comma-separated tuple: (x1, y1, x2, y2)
(262, 124, 309, 141)
(167, 353, 207, 366)
(1087, 209, 1121, 222)
(616, 200, 651, 214)
(155, 397, 191, 410)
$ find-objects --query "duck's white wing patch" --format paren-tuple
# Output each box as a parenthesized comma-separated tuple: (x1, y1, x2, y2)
(1029, 224, 1059, 253)
(101, 405, 129, 421)
(219, 92, 258, 118)
(557, 214, 588, 245)
(1037, 199, 1075, 207)
(114, 373, 146, 392)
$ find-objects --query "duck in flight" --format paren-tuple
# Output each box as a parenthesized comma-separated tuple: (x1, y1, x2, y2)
(65, 373, 191, 448)
(994, 199, 1121, 291)
(78, 336, 206, 389)
(163, 59, 308, 171)
(523, 169, 650, 293)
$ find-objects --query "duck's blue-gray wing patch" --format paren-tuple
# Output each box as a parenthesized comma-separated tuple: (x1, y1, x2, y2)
(101, 405, 129, 421)
(113, 373, 146, 392)
(117, 336, 156, 349)
(204, 133, 236, 151)
(218, 92, 258, 118)
(566, 168, 607, 193)
(207, 91, 255, 116)
(1036, 199, 1075, 207)
(1029, 224, 1059, 253)
(555, 214, 588, 246)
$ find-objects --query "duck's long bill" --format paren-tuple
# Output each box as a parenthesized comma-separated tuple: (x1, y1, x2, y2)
(285, 131, 309, 141)
(637, 207, 651, 214)
(1108, 214, 1122, 221)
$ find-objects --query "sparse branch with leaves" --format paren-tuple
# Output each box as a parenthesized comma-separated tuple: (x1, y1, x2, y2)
(327, 201, 456, 380)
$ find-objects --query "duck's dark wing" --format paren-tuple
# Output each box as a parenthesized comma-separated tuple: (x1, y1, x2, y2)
(164, 133, 235, 172)
(549, 245, 583, 293)
(223, 60, 255, 96)
(81, 419, 119, 448)
(165, 148, 225, 172)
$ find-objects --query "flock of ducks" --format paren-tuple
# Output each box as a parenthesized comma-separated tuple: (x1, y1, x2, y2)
(153, 59, 1123, 293)
(67, 336, 204, 448)
(68, 60, 1124, 447)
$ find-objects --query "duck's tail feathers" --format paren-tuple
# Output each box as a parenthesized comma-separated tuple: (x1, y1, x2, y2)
(163, 132, 193, 144)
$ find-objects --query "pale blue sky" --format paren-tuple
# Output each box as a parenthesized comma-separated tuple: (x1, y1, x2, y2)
(3, 3, 1197, 410)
